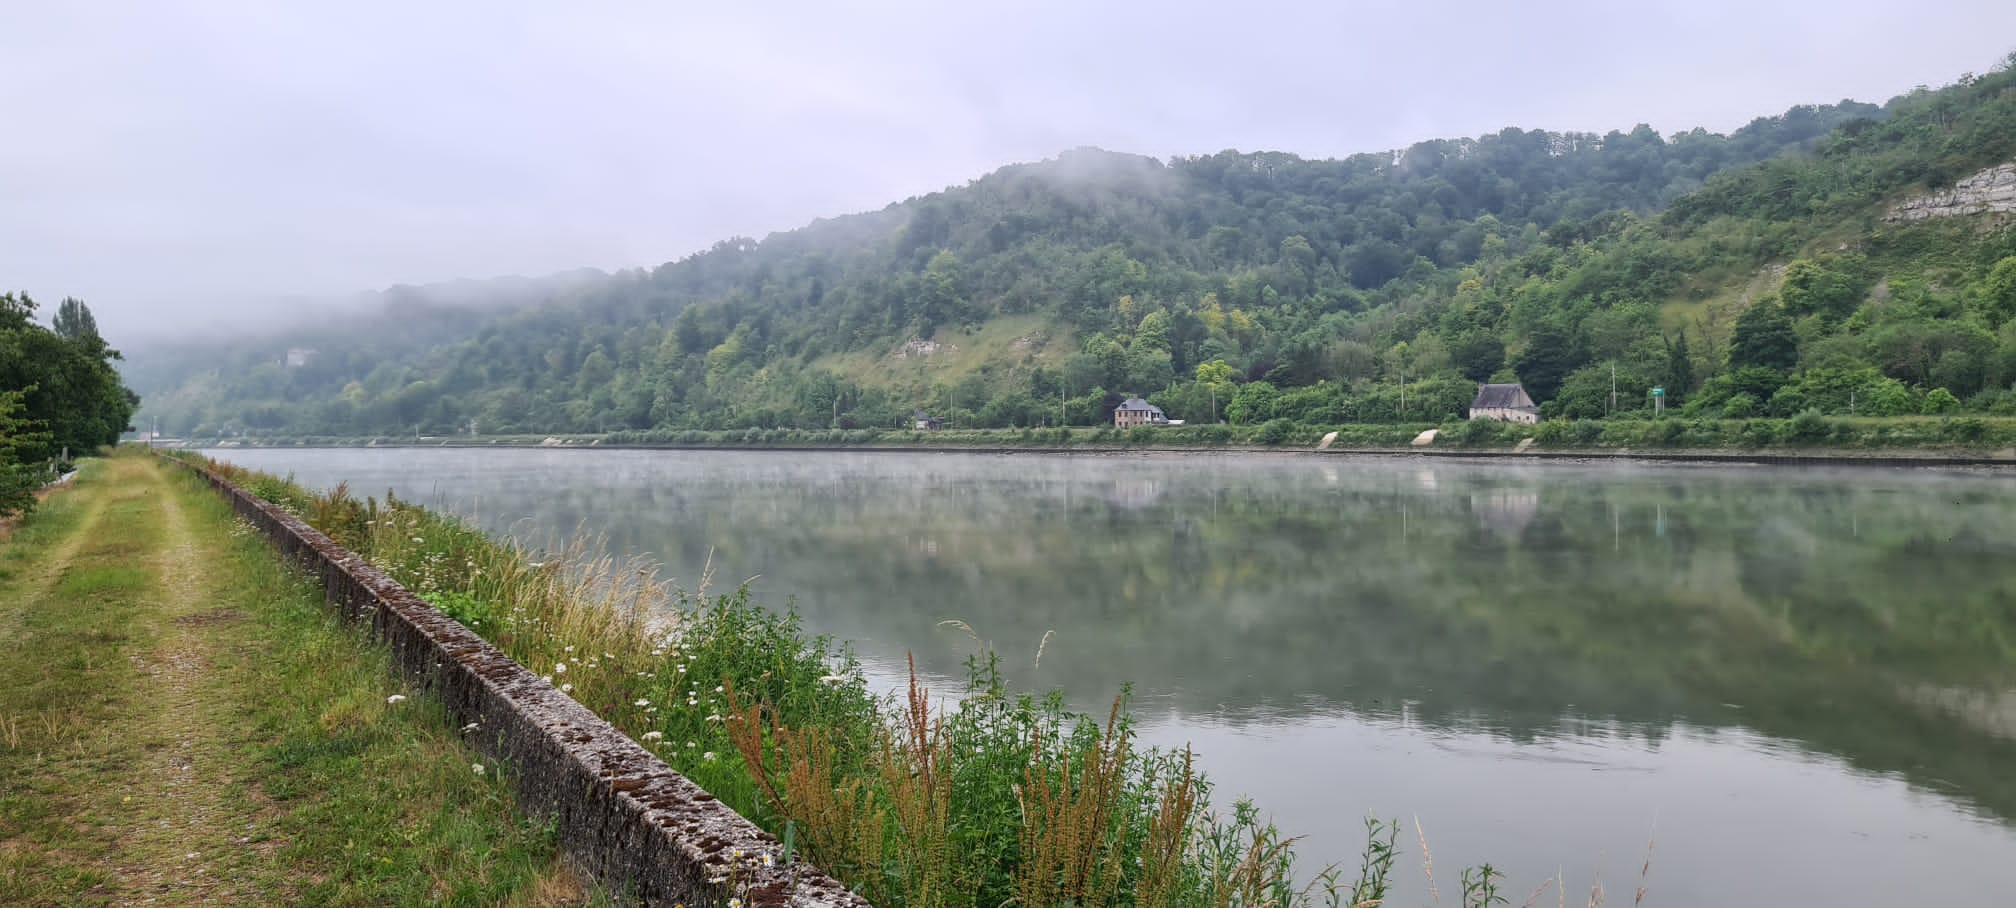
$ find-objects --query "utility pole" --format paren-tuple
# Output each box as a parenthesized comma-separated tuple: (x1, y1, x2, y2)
(1609, 362, 1617, 417)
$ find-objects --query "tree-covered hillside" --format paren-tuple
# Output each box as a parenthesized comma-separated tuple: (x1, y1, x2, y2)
(129, 59, 2016, 438)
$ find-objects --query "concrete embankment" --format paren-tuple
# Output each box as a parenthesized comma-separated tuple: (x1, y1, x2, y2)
(164, 454, 869, 908)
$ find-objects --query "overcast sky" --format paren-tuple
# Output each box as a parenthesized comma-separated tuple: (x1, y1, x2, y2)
(4, 2, 2013, 340)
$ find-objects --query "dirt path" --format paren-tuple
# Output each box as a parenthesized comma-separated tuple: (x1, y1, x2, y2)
(1, 454, 579, 906)
(99, 465, 270, 903)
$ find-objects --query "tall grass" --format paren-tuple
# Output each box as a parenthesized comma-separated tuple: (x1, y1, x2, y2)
(173, 451, 1600, 908)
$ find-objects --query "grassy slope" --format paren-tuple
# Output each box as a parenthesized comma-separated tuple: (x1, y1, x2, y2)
(0, 452, 593, 907)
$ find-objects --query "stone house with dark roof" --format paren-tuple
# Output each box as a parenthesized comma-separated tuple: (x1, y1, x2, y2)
(1113, 397, 1168, 428)
(1469, 383, 1540, 424)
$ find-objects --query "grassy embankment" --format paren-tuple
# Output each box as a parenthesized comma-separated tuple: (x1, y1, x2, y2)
(180, 449, 1598, 908)
(0, 451, 591, 906)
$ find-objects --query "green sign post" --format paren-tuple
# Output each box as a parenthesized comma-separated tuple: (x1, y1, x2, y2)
(1651, 386, 1665, 417)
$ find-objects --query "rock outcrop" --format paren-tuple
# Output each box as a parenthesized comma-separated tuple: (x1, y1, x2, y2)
(1888, 162, 2016, 221)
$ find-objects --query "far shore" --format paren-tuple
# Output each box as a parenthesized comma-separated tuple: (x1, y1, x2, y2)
(156, 437, 2016, 470)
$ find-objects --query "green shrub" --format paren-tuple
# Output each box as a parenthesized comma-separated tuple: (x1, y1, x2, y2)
(1256, 418, 1295, 445)
(1787, 408, 1832, 443)
(1722, 393, 1758, 419)
(1533, 420, 1567, 445)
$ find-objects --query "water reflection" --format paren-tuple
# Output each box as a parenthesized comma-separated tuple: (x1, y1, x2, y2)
(202, 448, 2016, 902)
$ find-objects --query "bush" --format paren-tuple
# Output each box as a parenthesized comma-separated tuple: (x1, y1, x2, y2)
(1945, 417, 1988, 443)
(1128, 426, 1158, 445)
(1722, 393, 1758, 419)
(1570, 420, 1605, 444)
(1923, 388, 1961, 415)
(1786, 408, 1832, 443)
(1456, 417, 1502, 446)
(1255, 418, 1295, 446)
(1533, 420, 1567, 445)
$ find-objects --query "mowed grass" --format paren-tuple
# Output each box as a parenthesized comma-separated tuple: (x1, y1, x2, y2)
(0, 451, 597, 907)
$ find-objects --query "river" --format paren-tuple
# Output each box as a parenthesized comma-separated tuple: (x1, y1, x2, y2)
(199, 446, 2016, 904)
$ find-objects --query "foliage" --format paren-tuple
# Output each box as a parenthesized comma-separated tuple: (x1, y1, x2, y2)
(130, 92, 1914, 439)
(1, 293, 137, 459)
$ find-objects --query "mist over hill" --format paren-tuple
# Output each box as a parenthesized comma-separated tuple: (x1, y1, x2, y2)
(127, 58, 2016, 437)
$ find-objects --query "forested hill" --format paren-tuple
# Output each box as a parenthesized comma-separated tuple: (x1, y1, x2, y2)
(129, 61, 2016, 436)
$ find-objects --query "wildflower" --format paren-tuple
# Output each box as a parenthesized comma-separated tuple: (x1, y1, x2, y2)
(461, 722, 481, 733)
(642, 731, 664, 741)
(411, 536, 424, 543)
(762, 853, 775, 868)
(634, 699, 650, 707)
(564, 645, 575, 653)
(554, 662, 567, 674)
(687, 741, 697, 748)
(385, 694, 408, 705)
(703, 751, 717, 761)
(714, 685, 725, 693)
(729, 899, 742, 908)
(541, 675, 553, 684)
(472, 763, 486, 776)
(561, 683, 574, 693)
(704, 713, 721, 723)
(818, 674, 846, 684)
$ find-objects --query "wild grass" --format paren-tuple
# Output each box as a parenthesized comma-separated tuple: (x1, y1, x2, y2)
(174, 450, 1635, 908)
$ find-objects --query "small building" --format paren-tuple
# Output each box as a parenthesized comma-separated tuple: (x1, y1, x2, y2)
(912, 410, 943, 431)
(1469, 383, 1540, 424)
(1113, 397, 1169, 428)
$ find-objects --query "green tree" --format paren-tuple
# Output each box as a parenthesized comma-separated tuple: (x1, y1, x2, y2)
(1662, 330, 1695, 397)
(1729, 298, 1799, 372)
(1512, 324, 1583, 402)
(1922, 387, 1961, 414)
(1226, 381, 1279, 425)
(1980, 256, 2016, 327)
(0, 388, 50, 518)
(1450, 332, 1506, 382)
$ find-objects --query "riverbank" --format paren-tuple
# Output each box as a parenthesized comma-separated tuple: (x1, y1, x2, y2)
(0, 453, 584, 906)
(149, 413, 2016, 466)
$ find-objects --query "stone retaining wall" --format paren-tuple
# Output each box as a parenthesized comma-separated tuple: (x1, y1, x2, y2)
(167, 455, 869, 908)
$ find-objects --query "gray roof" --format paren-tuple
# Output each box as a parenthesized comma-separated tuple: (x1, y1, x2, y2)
(1471, 383, 1537, 409)
(1117, 397, 1163, 414)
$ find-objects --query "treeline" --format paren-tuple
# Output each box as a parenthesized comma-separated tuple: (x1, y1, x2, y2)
(1, 294, 138, 515)
(128, 87, 1908, 437)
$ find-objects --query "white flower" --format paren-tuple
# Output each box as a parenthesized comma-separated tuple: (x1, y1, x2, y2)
(411, 536, 424, 543)
(686, 741, 696, 748)
(818, 674, 846, 684)
(714, 685, 725, 693)
(564, 645, 575, 653)
(634, 699, 650, 707)
(703, 751, 717, 761)
(385, 694, 407, 705)
(554, 662, 567, 674)
(541, 675, 553, 684)
(561, 683, 573, 693)
(727, 898, 742, 907)
(460, 722, 480, 733)
(642, 731, 664, 741)
(762, 853, 775, 867)
(472, 763, 486, 776)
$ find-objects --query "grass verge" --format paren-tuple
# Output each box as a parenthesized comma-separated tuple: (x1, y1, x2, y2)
(0, 450, 592, 906)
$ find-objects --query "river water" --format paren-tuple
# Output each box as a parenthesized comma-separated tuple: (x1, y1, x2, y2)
(200, 447, 2016, 904)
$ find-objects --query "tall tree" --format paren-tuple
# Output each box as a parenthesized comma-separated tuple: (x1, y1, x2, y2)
(1729, 298, 1799, 372)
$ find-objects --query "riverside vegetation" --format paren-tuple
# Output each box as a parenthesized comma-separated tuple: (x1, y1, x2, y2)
(134, 54, 2016, 453)
(178, 450, 1636, 908)
(0, 452, 590, 906)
